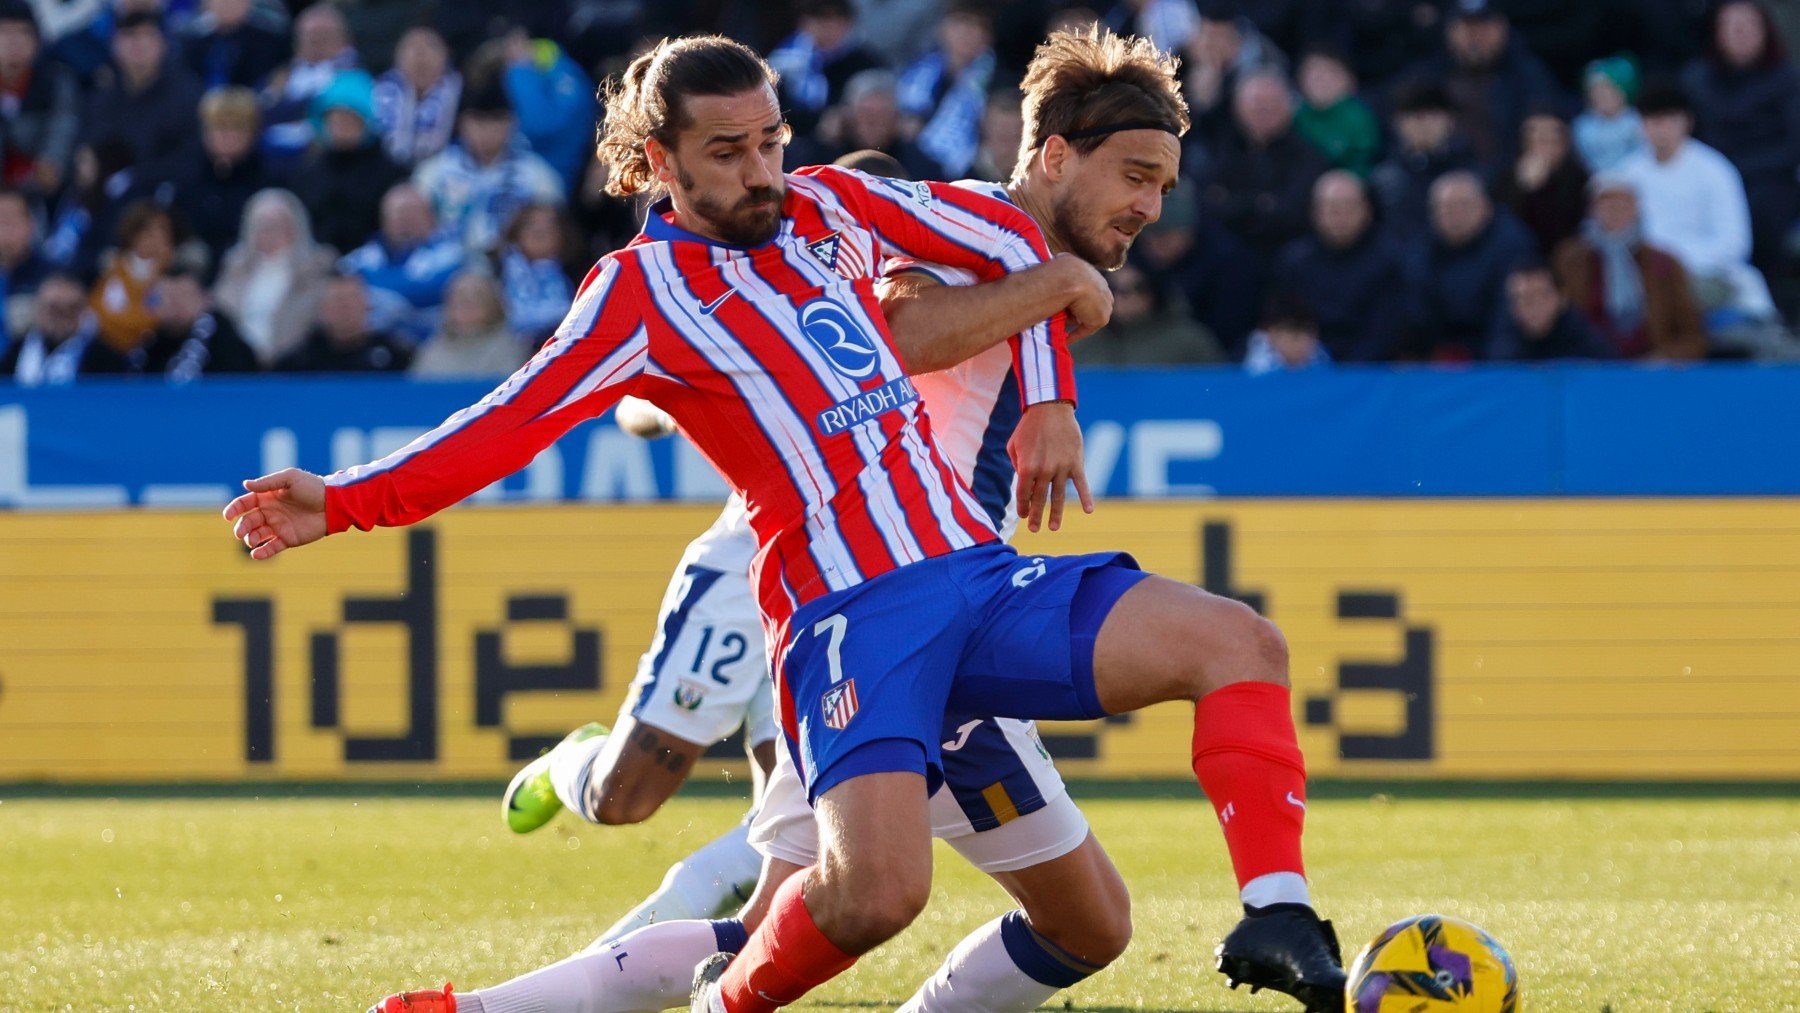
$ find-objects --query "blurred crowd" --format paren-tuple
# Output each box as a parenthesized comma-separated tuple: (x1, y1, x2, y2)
(1, 0, 1798, 386)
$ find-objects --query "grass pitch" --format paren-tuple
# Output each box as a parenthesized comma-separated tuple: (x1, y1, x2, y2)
(1, 784, 1795, 1012)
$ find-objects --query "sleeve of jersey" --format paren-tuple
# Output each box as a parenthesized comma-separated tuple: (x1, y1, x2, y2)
(324, 258, 646, 534)
(805, 165, 1077, 407)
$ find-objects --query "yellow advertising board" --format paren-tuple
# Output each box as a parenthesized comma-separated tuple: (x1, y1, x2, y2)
(1, 500, 1796, 782)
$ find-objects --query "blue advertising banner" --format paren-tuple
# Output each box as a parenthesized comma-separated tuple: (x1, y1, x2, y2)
(2, 364, 1796, 508)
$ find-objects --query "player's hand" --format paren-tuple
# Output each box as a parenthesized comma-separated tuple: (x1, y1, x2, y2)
(222, 469, 328, 561)
(1055, 254, 1113, 342)
(1009, 400, 1094, 533)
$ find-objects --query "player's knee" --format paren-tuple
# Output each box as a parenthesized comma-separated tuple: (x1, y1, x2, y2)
(1038, 897, 1133, 967)
(813, 869, 929, 951)
(1240, 612, 1290, 687)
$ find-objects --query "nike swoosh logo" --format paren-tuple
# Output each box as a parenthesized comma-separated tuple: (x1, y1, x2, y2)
(1286, 791, 1307, 810)
(700, 290, 735, 315)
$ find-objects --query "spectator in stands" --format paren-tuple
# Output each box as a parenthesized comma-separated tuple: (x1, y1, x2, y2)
(1402, 0, 1562, 171)
(340, 182, 464, 344)
(1243, 290, 1331, 374)
(82, 10, 203, 184)
(1682, 0, 1800, 273)
(89, 199, 174, 357)
(0, 185, 50, 337)
(1620, 82, 1779, 323)
(812, 69, 944, 181)
(214, 188, 334, 365)
(413, 85, 564, 255)
(1489, 0, 1609, 92)
(1292, 46, 1380, 177)
(848, 0, 946, 68)
(1179, 9, 1286, 153)
(0, 271, 124, 382)
(1273, 170, 1408, 361)
(1103, 0, 1201, 56)
(289, 70, 407, 256)
(1074, 261, 1225, 366)
(1494, 110, 1590, 255)
(897, 1, 997, 178)
(25, 0, 111, 79)
(274, 270, 409, 372)
(260, 3, 359, 163)
(1370, 79, 1479, 244)
(1404, 169, 1536, 360)
(1487, 260, 1612, 360)
(143, 263, 259, 378)
(372, 26, 462, 168)
(1310, 0, 1445, 90)
(770, 0, 886, 138)
(39, 140, 140, 279)
(411, 268, 526, 377)
(967, 89, 1022, 183)
(500, 30, 595, 190)
(1134, 181, 1264, 356)
(0, 1, 78, 196)
(170, 86, 270, 264)
(1197, 67, 1327, 260)
(1553, 174, 1707, 360)
(572, 159, 642, 264)
(1573, 55, 1648, 174)
(496, 202, 574, 347)
(180, 0, 288, 90)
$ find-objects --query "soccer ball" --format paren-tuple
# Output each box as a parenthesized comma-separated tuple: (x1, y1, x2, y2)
(1345, 914, 1520, 1012)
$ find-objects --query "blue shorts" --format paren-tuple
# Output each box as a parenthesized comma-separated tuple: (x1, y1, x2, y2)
(777, 543, 1146, 802)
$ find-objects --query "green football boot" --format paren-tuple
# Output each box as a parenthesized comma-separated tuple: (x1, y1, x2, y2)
(502, 721, 609, 834)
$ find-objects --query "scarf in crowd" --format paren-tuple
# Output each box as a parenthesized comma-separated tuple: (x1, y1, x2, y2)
(10, 324, 98, 386)
(374, 69, 463, 166)
(1580, 218, 1646, 334)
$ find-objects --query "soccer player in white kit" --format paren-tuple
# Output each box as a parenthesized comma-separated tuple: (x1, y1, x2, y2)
(369, 30, 1201, 1013)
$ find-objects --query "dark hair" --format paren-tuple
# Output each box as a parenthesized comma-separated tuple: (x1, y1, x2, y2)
(1709, 0, 1787, 69)
(833, 149, 909, 180)
(503, 201, 578, 261)
(0, 0, 38, 34)
(115, 199, 173, 246)
(1393, 78, 1456, 115)
(460, 84, 512, 118)
(1507, 257, 1554, 280)
(1261, 290, 1317, 331)
(1016, 26, 1189, 181)
(115, 9, 162, 34)
(1636, 80, 1693, 117)
(800, 0, 854, 19)
(596, 35, 780, 198)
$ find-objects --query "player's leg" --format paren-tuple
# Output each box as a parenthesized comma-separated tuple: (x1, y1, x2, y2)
(589, 734, 776, 946)
(903, 819, 1131, 1012)
(954, 555, 1343, 1008)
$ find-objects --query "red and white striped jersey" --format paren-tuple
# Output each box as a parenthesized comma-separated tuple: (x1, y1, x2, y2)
(325, 165, 1075, 630)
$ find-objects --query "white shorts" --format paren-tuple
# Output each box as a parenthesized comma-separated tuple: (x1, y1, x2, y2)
(749, 719, 1090, 875)
(623, 499, 776, 748)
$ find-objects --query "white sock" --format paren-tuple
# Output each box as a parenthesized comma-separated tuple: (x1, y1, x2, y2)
(899, 912, 1099, 1013)
(548, 733, 611, 820)
(1241, 871, 1312, 910)
(590, 817, 763, 947)
(465, 919, 742, 1013)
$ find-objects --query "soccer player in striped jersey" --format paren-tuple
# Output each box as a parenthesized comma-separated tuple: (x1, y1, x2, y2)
(226, 32, 1342, 1012)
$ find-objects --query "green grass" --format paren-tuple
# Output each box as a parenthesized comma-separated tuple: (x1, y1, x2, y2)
(1, 788, 1795, 1011)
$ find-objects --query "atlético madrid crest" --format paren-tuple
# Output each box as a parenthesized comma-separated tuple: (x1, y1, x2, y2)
(821, 679, 859, 731)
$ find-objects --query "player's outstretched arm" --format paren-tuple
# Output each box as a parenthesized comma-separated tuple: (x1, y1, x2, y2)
(881, 253, 1110, 374)
(222, 468, 327, 560)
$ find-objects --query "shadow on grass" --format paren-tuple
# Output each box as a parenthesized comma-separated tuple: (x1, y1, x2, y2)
(819, 1003, 1251, 1013)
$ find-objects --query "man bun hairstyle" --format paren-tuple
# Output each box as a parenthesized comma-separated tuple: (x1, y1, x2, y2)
(1015, 26, 1189, 182)
(597, 35, 781, 198)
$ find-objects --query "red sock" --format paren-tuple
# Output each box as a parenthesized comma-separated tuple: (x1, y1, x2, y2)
(1191, 681, 1308, 889)
(718, 870, 858, 1012)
